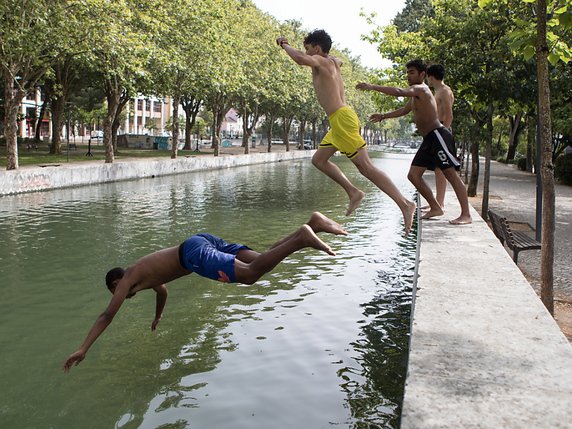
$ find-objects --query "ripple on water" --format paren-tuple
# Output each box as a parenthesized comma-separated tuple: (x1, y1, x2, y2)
(0, 155, 417, 429)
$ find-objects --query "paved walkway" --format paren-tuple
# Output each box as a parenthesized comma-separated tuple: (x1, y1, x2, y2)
(466, 159, 572, 303)
(402, 164, 572, 428)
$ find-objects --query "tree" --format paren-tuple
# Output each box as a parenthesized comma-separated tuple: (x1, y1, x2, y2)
(479, 0, 572, 314)
(87, 0, 157, 163)
(230, 4, 282, 154)
(392, 0, 434, 32)
(0, 1, 67, 169)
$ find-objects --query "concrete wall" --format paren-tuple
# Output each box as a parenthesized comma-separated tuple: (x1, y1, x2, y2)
(0, 151, 312, 196)
(401, 201, 572, 428)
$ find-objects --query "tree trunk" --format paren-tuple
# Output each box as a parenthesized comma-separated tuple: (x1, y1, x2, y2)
(298, 120, 306, 149)
(111, 92, 129, 154)
(536, 0, 554, 315)
(3, 71, 23, 170)
(211, 103, 227, 157)
(34, 95, 49, 144)
(171, 92, 181, 159)
(104, 83, 120, 163)
(242, 118, 251, 155)
(282, 116, 292, 151)
(505, 113, 522, 163)
(49, 58, 76, 155)
(181, 96, 201, 150)
(50, 95, 65, 154)
(481, 104, 494, 220)
(239, 101, 259, 155)
(526, 115, 535, 172)
(468, 138, 480, 197)
(266, 115, 274, 153)
(185, 114, 192, 150)
(111, 116, 120, 153)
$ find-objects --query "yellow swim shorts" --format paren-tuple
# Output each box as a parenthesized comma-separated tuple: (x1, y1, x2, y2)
(319, 106, 367, 159)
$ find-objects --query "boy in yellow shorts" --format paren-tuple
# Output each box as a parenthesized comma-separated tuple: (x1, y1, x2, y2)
(277, 30, 416, 234)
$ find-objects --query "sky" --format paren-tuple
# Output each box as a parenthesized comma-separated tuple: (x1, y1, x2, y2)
(251, 0, 406, 69)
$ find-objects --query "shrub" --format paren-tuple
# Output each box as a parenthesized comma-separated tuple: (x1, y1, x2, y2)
(496, 156, 507, 163)
(517, 157, 527, 171)
(555, 154, 572, 185)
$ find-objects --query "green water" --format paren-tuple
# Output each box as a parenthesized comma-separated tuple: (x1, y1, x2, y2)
(0, 153, 417, 429)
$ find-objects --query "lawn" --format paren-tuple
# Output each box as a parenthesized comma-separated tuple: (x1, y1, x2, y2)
(0, 142, 212, 167)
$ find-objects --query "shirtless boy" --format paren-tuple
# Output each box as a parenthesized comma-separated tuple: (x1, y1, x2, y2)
(276, 30, 416, 234)
(63, 212, 346, 372)
(426, 63, 455, 210)
(356, 59, 471, 225)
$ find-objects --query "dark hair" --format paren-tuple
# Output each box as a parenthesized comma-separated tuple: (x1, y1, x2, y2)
(105, 267, 125, 290)
(427, 64, 445, 80)
(406, 59, 426, 73)
(303, 29, 332, 54)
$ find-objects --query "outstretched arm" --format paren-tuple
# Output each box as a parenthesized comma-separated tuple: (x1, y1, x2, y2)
(276, 37, 321, 67)
(368, 100, 413, 122)
(356, 82, 422, 98)
(63, 274, 133, 372)
(151, 284, 168, 331)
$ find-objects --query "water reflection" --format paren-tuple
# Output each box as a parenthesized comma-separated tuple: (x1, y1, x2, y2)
(0, 154, 417, 429)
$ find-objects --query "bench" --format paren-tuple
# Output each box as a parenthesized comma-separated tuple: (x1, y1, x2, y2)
(487, 209, 541, 264)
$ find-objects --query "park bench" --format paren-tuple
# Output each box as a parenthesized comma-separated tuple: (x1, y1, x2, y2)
(487, 209, 542, 264)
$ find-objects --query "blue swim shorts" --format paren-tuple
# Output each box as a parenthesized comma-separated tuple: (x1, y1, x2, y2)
(178, 233, 250, 283)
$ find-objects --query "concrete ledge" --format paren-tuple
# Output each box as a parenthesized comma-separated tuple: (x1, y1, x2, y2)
(401, 202, 572, 428)
(0, 150, 312, 196)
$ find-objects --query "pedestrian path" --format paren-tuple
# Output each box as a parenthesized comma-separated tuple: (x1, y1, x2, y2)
(401, 193, 572, 429)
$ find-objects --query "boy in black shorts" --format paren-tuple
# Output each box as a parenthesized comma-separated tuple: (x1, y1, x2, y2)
(356, 59, 472, 225)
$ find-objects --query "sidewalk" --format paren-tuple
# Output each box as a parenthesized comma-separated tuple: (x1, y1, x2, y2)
(402, 173, 572, 429)
(460, 159, 572, 339)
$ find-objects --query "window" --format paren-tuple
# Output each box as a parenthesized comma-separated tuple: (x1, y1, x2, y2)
(154, 102, 162, 113)
(137, 99, 143, 110)
(145, 100, 151, 111)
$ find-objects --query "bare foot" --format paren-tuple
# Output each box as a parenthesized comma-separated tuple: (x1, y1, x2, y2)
(449, 215, 472, 225)
(421, 207, 444, 219)
(308, 212, 348, 235)
(299, 224, 336, 256)
(420, 205, 430, 211)
(402, 200, 417, 236)
(346, 190, 366, 216)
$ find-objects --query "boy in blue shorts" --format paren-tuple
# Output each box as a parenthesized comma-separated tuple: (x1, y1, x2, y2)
(63, 212, 346, 372)
(277, 30, 416, 235)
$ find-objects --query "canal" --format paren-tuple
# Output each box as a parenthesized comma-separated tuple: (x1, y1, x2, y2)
(0, 153, 417, 428)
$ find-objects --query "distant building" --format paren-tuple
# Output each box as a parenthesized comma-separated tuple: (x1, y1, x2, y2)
(122, 96, 173, 135)
(221, 108, 243, 138)
(18, 90, 50, 139)
(14, 90, 244, 140)
(15, 90, 174, 139)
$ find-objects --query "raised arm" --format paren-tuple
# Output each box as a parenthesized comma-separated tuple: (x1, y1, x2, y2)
(151, 284, 168, 331)
(276, 37, 322, 67)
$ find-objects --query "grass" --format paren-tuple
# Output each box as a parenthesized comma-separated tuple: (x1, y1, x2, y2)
(0, 142, 213, 167)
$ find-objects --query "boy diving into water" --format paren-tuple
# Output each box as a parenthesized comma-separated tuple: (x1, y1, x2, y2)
(63, 212, 346, 372)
